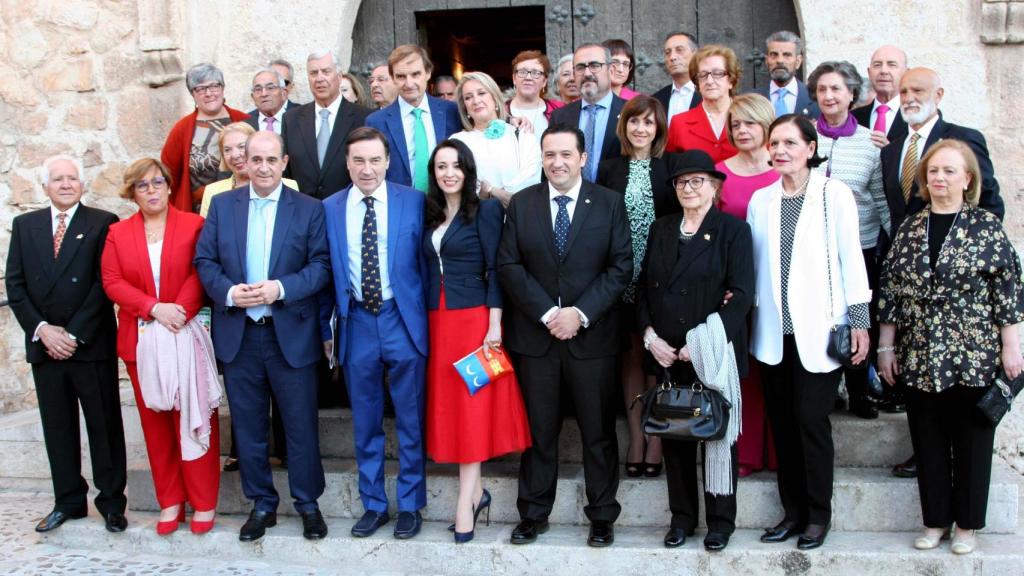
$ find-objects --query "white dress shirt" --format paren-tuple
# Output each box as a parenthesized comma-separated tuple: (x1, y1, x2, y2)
(35, 202, 82, 340)
(897, 113, 940, 176)
(771, 77, 800, 114)
(398, 96, 437, 185)
(346, 182, 392, 302)
(226, 183, 286, 309)
(869, 96, 900, 135)
(540, 178, 589, 327)
(315, 94, 343, 139)
(668, 80, 696, 120)
(258, 107, 287, 134)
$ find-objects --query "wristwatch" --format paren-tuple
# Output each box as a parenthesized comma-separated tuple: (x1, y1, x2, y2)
(643, 330, 656, 350)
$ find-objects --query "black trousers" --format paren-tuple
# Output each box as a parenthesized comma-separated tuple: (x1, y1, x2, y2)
(905, 385, 995, 529)
(760, 335, 841, 526)
(517, 341, 621, 523)
(31, 359, 127, 515)
(844, 247, 879, 405)
(664, 439, 738, 533)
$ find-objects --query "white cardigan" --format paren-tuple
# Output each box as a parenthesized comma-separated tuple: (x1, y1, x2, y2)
(747, 171, 871, 373)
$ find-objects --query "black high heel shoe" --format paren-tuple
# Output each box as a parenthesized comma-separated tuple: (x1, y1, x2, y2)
(454, 489, 492, 543)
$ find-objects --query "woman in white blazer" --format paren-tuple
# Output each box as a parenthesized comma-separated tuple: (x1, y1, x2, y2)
(747, 115, 871, 550)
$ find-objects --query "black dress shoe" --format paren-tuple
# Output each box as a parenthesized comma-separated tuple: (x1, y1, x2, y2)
(510, 519, 549, 545)
(797, 523, 830, 550)
(850, 400, 879, 419)
(35, 509, 86, 533)
(703, 531, 730, 551)
(892, 455, 917, 478)
(301, 510, 328, 540)
(663, 527, 688, 548)
(760, 520, 803, 543)
(879, 400, 906, 413)
(588, 521, 614, 547)
(393, 511, 422, 539)
(104, 512, 128, 533)
(351, 510, 389, 538)
(239, 509, 277, 542)
(223, 457, 239, 472)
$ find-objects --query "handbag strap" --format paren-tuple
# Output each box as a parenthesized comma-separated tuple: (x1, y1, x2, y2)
(822, 178, 835, 322)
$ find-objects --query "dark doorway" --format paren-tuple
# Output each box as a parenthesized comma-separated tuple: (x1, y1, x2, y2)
(416, 7, 546, 90)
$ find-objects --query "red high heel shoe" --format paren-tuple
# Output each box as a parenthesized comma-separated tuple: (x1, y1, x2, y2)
(156, 505, 186, 536)
(190, 511, 216, 535)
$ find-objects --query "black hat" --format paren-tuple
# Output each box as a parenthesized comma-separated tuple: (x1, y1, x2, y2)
(665, 150, 727, 186)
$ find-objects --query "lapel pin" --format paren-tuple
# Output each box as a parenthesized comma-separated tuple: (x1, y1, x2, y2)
(704, 233, 711, 241)
(75, 234, 84, 239)
(585, 198, 591, 204)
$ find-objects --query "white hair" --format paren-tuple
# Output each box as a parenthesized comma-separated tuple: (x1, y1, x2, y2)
(252, 67, 286, 88)
(40, 155, 84, 186)
(306, 50, 339, 70)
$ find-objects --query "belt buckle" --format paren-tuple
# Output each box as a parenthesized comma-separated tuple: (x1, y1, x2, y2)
(254, 316, 267, 325)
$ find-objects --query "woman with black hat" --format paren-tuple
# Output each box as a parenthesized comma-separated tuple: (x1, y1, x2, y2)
(636, 149, 754, 551)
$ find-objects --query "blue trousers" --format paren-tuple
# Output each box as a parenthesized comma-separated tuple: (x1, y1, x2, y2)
(344, 300, 427, 513)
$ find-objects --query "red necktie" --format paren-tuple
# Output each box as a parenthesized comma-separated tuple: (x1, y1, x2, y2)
(873, 104, 889, 133)
(53, 212, 67, 258)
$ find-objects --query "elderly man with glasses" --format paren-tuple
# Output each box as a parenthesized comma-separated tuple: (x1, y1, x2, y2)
(246, 68, 292, 135)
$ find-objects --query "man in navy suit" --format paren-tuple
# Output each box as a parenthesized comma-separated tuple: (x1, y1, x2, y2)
(753, 31, 819, 118)
(194, 131, 331, 542)
(853, 45, 909, 148)
(365, 45, 461, 191)
(245, 68, 292, 135)
(248, 59, 299, 116)
(321, 127, 429, 539)
(652, 31, 702, 121)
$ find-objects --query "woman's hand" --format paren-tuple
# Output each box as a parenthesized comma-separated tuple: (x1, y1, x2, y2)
(850, 328, 870, 365)
(649, 337, 677, 368)
(877, 349, 900, 386)
(482, 324, 503, 359)
(490, 187, 513, 209)
(678, 345, 691, 362)
(1002, 347, 1024, 380)
(151, 302, 187, 333)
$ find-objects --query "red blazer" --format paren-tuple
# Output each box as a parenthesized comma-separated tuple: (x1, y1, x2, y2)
(101, 207, 206, 362)
(161, 106, 250, 213)
(666, 105, 738, 164)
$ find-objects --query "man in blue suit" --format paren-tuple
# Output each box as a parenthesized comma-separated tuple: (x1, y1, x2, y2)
(194, 131, 331, 542)
(321, 126, 429, 539)
(752, 31, 819, 119)
(365, 45, 460, 191)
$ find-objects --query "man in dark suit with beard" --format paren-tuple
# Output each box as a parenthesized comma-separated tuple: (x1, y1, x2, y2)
(498, 124, 633, 548)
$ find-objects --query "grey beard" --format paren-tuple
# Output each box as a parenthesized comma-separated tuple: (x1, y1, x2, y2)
(770, 67, 794, 84)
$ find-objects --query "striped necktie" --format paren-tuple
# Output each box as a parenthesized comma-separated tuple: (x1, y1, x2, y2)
(900, 133, 921, 203)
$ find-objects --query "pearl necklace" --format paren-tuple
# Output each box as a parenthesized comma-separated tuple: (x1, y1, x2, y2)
(781, 174, 811, 199)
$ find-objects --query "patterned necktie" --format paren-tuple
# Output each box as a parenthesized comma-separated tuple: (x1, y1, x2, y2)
(317, 108, 331, 167)
(53, 212, 67, 258)
(361, 197, 383, 314)
(583, 104, 599, 181)
(553, 195, 572, 258)
(900, 133, 922, 203)
(245, 198, 270, 320)
(773, 88, 789, 117)
(873, 104, 889, 133)
(412, 108, 429, 192)
(265, 116, 276, 133)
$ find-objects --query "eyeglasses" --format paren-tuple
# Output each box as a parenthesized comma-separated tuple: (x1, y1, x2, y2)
(515, 69, 546, 80)
(191, 83, 223, 95)
(696, 70, 729, 82)
(610, 59, 632, 70)
(573, 61, 608, 74)
(134, 177, 168, 193)
(673, 176, 707, 190)
(251, 84, 282, 95)
(368, 75, 391, 85)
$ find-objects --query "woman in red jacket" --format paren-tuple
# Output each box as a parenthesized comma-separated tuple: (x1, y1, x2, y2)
(101, 158, 220, 535)
(161, 63, 249, 213)
(666, 45, 740, 163)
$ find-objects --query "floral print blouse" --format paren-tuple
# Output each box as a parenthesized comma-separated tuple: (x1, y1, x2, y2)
(877, 205, 1024, 393)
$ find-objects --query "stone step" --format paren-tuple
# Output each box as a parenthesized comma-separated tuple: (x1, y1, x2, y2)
(216, 407, 914, 469)
(126, 458, 1020, 533)
(48, 511, 1024, 576)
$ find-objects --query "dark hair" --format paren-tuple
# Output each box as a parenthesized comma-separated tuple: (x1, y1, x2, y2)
(768, 114, 828, 168)
(541, 123, 586, 155)
(425, 139, 480, 229)
(617, 95, 668, 157)
(664, 30, 698, 50)
(602, 39, 635, 85)
(345, 126, 389, 158)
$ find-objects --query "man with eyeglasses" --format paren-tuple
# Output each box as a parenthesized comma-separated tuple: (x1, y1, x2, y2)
(752, 30, 819, 118)
(368, 63, 398, 109)
(550, 43, 626, 182)
(246, 68, 292, 135)
(652, 31, 703, 120)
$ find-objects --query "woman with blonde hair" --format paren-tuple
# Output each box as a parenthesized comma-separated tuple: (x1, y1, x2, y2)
(199, 123, 299, 217)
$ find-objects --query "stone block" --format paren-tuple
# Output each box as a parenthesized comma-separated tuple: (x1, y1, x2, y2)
(1010, 2, 1024, 43)
(982, 1, 1009, 44)
(0, 67, 41, 108)
(44, 0, 99, 30)
(65, 97, 108, 131)
(115, 86, 182, 156)
(7, 171, 43, 205)
(82, 142, 103, 168)
(40, 57, 95, 92)
(102, 50, 144, 91)
(16, 141, 72, 170)
(89, 162, 125, 199)
(7, 22, 49, 70)
(15, 112, 48, 136)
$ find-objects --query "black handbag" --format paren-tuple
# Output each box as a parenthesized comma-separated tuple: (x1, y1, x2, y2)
(977, 372, 1024, 426)
(822, 181, 866, 370)
(635, 370, 731, 441)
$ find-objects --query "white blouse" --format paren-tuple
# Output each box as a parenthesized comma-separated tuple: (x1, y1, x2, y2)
(148, 240, 163, 295)
(451, 128, 541, 194)
(432, 225, 447, 274)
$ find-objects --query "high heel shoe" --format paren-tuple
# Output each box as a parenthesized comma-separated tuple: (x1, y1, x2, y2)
(453, 489, 492, 543)
(190, 510, 217, 535)
(156, 505, 186, 536)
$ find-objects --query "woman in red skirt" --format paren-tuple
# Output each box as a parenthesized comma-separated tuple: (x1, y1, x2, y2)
(422, 139, 531, 543)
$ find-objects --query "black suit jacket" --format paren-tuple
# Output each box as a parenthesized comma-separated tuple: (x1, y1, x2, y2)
(636, 208, 754, 376)
(596, 154, 683, 219)
(5, 205, 119, 364)
(423, 199, 504, 310)
(852, 102, 908, 142)
(246, 100, 298, 120)
(281, 99, 371, 200)
(497, 180, 633, 359)
(752, 80, 820, 118)
(879, 115, 1003, 244)
(549, 94, 627, 169)
(652, 84, 702, 118)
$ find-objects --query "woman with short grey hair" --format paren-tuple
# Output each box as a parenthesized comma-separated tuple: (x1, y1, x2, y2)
(807, 60, 889, 421)
(161, 63, 249, 213)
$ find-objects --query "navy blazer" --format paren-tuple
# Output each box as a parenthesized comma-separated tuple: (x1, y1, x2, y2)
(651, 83, 702, 117)
(549, 94, 627, 168)
(423, 199, 504, 311)
(751, 80, 820, 118)
(194, 184, 330, 368)
(365, 96, 461, 187)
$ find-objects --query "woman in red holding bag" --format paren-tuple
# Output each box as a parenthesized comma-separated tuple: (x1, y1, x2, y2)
(422, 139, 531, 544)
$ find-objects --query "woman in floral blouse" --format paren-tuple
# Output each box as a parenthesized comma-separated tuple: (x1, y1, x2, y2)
(877, 139, 1024, 556)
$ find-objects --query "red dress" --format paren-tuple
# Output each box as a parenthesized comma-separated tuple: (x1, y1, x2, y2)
(426, 288, 532, 463)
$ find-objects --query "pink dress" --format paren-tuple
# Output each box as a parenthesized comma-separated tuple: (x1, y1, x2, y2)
(716, 161, 781, 474)
(617, 86, 641, 100)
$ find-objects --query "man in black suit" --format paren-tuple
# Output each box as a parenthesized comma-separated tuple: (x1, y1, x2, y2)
(550, 44, 626, 182)
(5, 155, 127, 534)
(282, 50, 371, 200)
(246, 68, 292, 135)
(853, 45, 909, 148)
(752, 31, 819, 118)
(498, 125, 633, 548)
(652, 31, 702, 121)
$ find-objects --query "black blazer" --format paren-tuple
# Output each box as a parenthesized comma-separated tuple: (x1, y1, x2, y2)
(852, 103, 908, 142)
(636, 208, 754, 376)
(597, 154, 683, 220)
(246, 100, 298, 121)
(423, 199, 504, 310)
(281, 99, 371, 200)
(497, 180, 633, 359)
(5, 205, 119, 364)
(879, 115, 1004, 244)
(751, 80, 820, 118)
(549, 94, 627, 168)
(652, 84, 702, 117)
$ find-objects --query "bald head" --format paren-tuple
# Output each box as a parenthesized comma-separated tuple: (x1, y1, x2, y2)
(246, 131, 288, 197)
(867, 45, 907, 103)
(899, 67, 943, 129)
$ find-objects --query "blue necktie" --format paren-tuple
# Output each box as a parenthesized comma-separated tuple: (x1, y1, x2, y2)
(360, 197, 383, 314)
(583, 104, 598, 181)
(245, 198, 271, 320)
(554, 195, 572, 258)
(773, 88, 789, 117)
